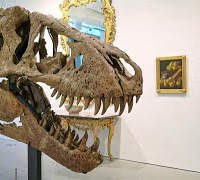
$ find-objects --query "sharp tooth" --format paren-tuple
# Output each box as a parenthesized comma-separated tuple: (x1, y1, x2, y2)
(49, 125, 55, 136)
(119, 96, 125, 116)
(91, 137, 100, 152)
(39, 119, 44, 126)
(42, 119, 47, 128)
(101, 97, 110, 115)
(71, 129, 76, 139)
(84, 97, 92, 110)
(0, 124, 4, 130)
(124, 95, 129, 104)
(59, 136, 64, 144)
(93, 152, 100, 160)
(76, 96, 81, 105)
(74, 134, 79, 141)
(51, 88, 57, 97)
(59, 94, 67, 107)
(67, 96, 74, 110)
(86, 147, 92, 155)
(64, 126, 71, 138)
(65, 129, 73, 146)
(128, 95, 134, 113)
(56, 91, 61, 100)
(136, 95, 141, 103)
(78, 131, 88, 152)
(94, 97, 101, 115)
(113, 97, 120, 112)
(111, 98, 114, 104)
(54, 126, 61, 140)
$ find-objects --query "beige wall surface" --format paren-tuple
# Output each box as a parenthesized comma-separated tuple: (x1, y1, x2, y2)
(113, 0, 200, 172)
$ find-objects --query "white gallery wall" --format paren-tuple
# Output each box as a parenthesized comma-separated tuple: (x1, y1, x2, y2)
(113, 0, 200, 172)
(0, 0, 200, 172)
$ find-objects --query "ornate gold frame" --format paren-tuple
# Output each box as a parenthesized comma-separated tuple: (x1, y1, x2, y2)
(156, 55, 187, 94)
(59, 0, 116, 54)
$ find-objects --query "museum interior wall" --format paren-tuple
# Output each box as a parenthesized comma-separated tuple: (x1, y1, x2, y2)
(0, 0, 200, 172)
(113, 0, 200, 172)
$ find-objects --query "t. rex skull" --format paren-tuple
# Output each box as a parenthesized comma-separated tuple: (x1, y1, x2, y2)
(0, 6, 143, 173)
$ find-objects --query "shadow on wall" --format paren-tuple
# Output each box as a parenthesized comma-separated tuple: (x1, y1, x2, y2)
(99, 117, 121, 158)
(157, 93, 187, 98)
(119, 117, 146, 163)
(97, 116, 146, 162)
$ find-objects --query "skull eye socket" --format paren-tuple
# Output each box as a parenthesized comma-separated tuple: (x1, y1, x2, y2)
(119, 58, 135, 78)
(108, 55, 135, 79)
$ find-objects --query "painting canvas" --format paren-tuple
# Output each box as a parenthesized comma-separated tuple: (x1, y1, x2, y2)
(156, 55, 187, 93)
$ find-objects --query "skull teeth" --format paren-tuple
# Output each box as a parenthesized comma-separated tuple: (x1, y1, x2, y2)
(39, 119, 44, 126)
(94, 97, 101, 115)
(59, 94, 67, 107)
(49, 125, 55, 136)
(128, 95, 134, 113)
(124, 95, 129, 105)
(113, 97, 120, 112)
(64, 126, 71, 138)
(76, 96, 81, 105)
(91, 137, 100, 152)
(67, 96, 74, 110)
(42, 119, 47, 128)
(101, 97, 111, 115)
(71, 129, 76, 139)
(51, 88, 57, 97)
(84, 97, 92, 110)
(56, 91, 61, 100)
(54, 90, 138, 115)
(59, 136, 65, 144)
(119, 96, 125, 116)
(54, 126, 61, 140)
(86, 147, 92, 155)
(74, 134, 79, 141)
(136, 95, 141, 103)
(39, 117, 102, 158)
(78, 130, 88, 152)
(0, 123, 4, 130)
(65, 127, 73, 146)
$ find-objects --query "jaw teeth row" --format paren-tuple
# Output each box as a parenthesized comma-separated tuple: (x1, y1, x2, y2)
(51, 89, 141, 116)
(0, 123, 4, 130)
(39, 119, 100, 154)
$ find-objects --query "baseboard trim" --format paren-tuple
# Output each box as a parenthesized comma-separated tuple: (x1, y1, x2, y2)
(103, 156, 200, 174)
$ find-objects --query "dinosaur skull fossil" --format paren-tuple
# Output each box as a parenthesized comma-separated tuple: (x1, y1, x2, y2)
(0, 6, 143, 173)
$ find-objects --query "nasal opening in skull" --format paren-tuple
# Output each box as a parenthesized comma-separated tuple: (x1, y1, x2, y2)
(14, 20, 31, 64)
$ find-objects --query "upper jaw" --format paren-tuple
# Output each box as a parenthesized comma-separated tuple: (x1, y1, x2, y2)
(0, 6, 143, 173)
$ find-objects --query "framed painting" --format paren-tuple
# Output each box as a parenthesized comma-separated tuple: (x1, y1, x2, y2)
(156, 55, 187, 94)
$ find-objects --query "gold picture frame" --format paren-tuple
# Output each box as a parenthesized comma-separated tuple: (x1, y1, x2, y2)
(59, 0, 116, 54)
(156, 55, 187, 94)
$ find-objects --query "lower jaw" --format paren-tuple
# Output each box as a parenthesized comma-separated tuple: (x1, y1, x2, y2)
(0, 83, 103, 173)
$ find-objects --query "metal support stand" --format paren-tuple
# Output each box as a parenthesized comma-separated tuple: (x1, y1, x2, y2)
(28, 146, 42, 180)
(8, 78, 42, 180)
(15, 168, 17, 180)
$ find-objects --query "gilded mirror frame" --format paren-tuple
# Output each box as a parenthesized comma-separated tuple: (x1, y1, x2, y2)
(60, 0, 116, 54)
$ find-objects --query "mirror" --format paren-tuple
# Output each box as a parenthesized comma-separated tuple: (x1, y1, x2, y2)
(60, 0, 116, 55)
(69, 1, 105, 41)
